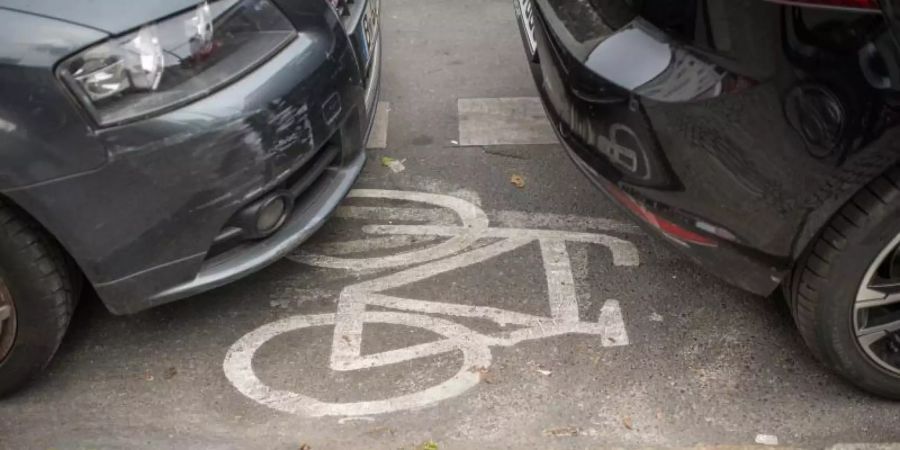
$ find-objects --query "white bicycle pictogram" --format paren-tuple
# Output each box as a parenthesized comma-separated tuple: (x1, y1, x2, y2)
(223, 190, 640, 417)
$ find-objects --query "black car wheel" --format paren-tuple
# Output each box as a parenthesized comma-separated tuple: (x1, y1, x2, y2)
(0, 202, 76, 397)
(792, 168, 900, 398)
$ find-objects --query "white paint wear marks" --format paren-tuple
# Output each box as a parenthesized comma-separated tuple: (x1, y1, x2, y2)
(755, 434, 780, 446)
(224, 190, 640, 417)
(307, 235, 442, 256)
(333, 205, 457, 224)
(490, 210, 642, 235)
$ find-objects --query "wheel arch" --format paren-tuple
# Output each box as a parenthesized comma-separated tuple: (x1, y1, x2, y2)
(0, 192, 87, 303)
(791, 155, 900, 273)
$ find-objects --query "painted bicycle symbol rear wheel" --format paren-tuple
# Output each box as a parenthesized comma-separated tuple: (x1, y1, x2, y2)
(224, 310, 491, 417)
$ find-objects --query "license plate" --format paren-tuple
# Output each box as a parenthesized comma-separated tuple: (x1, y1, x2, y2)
(360, 0, 380, 66)
(515, 0, 537, 60)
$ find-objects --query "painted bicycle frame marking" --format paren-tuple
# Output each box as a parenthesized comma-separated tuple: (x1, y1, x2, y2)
(224, 190, 639, 417)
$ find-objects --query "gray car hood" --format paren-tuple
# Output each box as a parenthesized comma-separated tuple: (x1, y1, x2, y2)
(0, 0, 201, 34)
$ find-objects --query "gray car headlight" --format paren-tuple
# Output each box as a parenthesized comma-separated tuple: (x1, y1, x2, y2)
(58, 0, 296, 127)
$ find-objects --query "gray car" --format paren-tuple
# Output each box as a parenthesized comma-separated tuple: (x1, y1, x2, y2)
(0, 0, 380, 395)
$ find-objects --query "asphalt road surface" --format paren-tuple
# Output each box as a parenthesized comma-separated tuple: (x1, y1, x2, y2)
(2, 0, 899, 449)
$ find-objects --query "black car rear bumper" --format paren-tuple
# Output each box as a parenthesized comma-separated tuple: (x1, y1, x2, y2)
(516, 0, 785, 296)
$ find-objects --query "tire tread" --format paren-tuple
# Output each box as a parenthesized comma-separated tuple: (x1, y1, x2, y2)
(791, 167, 900, 397)
(0, 201, 74, 396)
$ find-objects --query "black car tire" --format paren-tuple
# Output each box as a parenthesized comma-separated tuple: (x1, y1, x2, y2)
(0, 202, 76, 397)
(791, 168, 900, 399)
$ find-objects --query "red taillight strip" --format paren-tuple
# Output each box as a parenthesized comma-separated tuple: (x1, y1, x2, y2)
(763, 0, 881, 12)
(603, 182, 717, 247)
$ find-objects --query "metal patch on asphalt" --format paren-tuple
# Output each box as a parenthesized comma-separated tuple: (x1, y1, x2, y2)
(457, 97, 557, 146)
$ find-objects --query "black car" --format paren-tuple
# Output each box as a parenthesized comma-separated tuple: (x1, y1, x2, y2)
(0, 0, 380, 395)
(516, 0, 900, 397)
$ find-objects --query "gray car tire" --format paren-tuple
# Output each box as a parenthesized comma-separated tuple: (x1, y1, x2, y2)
(0, 201, 76, 397)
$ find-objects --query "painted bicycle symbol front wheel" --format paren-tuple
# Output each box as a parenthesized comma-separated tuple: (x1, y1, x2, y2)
(223, 311, 492, 417)
(290, 189, 490, 271)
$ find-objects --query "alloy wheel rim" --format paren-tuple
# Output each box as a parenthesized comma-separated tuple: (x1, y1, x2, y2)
(0, 278, 15, 363)
(854, 232, 900, 376)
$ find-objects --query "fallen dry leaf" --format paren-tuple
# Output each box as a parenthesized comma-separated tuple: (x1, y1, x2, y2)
(163, 367, 178, 380)
(299, 444, 311, 450)
(623, 416, 633, 430)
(510, 174, 525, 189)
(469, 366, 495, 384)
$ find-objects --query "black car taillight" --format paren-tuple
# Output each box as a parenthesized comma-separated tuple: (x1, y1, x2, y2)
(764, 0, 881, 12)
